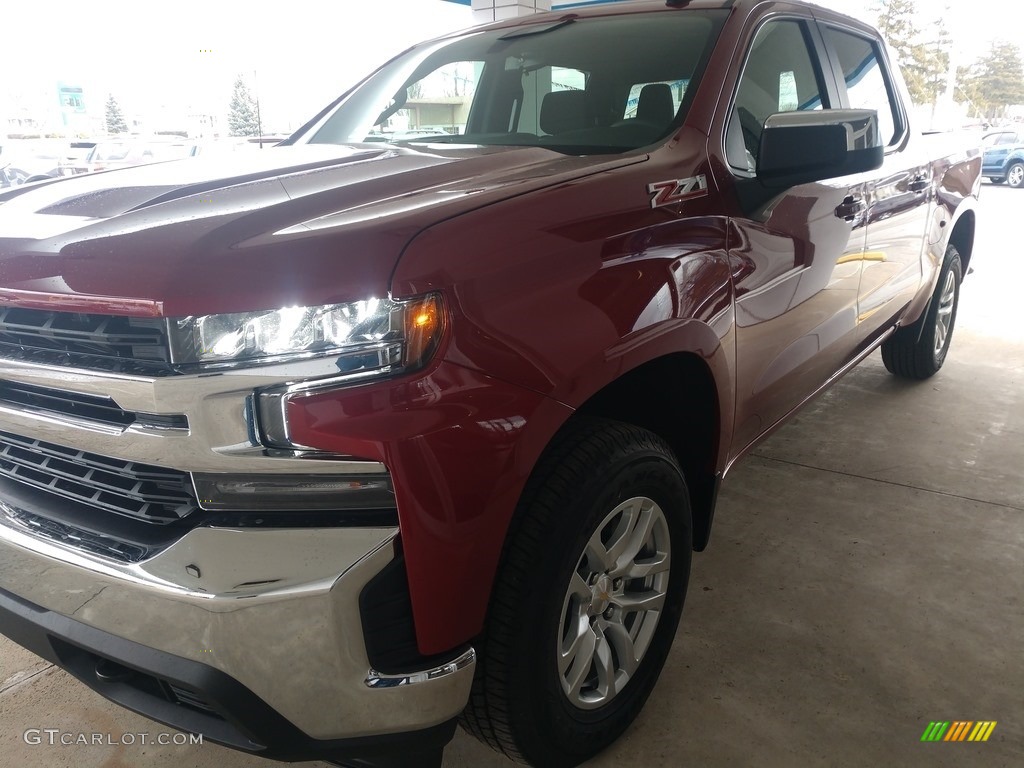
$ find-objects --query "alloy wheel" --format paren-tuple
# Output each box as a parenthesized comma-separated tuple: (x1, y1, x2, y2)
(934, 269, 957, 356)
(557, 496, 671, 710)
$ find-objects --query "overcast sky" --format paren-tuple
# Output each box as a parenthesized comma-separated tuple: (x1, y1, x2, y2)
(1, 0, 1022, 133)
(1, 0, 473, 132)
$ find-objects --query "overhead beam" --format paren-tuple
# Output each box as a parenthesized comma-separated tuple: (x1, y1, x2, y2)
(466, 0, 552, 22)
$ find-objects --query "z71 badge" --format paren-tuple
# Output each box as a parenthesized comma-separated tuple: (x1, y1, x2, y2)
(647, 174, 709, 209)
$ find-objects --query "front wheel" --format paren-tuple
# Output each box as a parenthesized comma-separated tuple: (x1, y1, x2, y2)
(462, 418, 692, 767)
(1007, 162, 1024, 188)
(881, 244, 962, 379)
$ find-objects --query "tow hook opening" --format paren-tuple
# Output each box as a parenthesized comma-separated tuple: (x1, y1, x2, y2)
(95, 658, 135, 684)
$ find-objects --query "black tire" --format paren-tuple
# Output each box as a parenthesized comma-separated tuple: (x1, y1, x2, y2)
(1007, 162, 1024, 188)
(990, 177, 1005, 184)
(461, 418, 692, 767)
(881, 244, 962, 380)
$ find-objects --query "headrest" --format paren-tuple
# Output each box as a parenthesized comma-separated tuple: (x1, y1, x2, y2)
(637, 83, 675, 126)
(540, 90, 588, 135)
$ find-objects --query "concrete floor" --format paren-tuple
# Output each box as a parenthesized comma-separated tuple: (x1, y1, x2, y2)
(1, 184, 1022, 768)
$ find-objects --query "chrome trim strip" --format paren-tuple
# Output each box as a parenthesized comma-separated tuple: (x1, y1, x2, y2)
(263, 364, 401, 397)
(763, 108, 881, 151)
(0, 381, 180, 434)
(0, 356, 386, 474)
(365, 648, 477, 689)
(255, 364, 420, 450)
(131, 421, 189, 434)
(0, 402, 127, 436)
(0, 288, 164, 315)
(256, 366, 406, 449)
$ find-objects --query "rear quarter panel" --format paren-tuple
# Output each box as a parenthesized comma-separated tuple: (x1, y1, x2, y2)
(901, 135, 981, 326)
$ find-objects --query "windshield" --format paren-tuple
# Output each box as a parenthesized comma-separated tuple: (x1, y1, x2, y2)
(303, 11, 725, 155)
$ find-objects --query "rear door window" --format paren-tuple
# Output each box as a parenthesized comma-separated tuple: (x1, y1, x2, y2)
(822, 27, 901, 146)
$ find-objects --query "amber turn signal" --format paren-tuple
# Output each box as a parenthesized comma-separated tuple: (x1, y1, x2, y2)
(403, 294, 445, 369)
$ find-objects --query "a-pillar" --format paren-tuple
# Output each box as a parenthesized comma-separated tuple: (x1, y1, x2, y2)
(471, 0, 552, 23)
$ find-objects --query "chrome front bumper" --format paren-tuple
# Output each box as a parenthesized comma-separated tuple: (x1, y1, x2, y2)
(0, 518, 475, 740)
(0, 356, 475, 746)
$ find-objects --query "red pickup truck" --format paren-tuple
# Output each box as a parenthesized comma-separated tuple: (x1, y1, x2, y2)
(0, 2, 980, 767)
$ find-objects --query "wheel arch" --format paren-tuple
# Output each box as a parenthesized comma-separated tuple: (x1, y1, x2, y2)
(572, 351, 723, 552)
(1004, 157, 1024, 185)
(947, 207, 976, 275)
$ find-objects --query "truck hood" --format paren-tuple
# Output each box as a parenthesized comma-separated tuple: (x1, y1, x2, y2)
(0, 144, 643, 317)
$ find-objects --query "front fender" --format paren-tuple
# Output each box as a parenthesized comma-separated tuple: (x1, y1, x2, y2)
(284, 359, 574, 656)
(381, 155, 736, 653)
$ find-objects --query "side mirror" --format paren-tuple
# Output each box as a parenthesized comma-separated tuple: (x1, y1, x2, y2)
(758, 109, 883, 188)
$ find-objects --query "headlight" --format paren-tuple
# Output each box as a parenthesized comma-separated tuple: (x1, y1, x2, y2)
(168, 294, 444, 373)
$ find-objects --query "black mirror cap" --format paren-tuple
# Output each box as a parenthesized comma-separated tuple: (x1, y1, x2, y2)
(758, 109, 884, 189)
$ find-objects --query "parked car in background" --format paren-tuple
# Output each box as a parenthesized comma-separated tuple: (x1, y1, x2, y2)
(188, 136, 285, 157)
(84, 138, 193, 173)
(243, 134, 288, 147)
(0, 164, 27, 188)
(0, 140, 89, 183)
(982, 129, 1024, 186)
(64, 141, 98, 175)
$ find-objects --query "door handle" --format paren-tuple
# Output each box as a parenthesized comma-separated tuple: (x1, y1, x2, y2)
(909, 175, 930, 194)
(835, 196, 865, 221)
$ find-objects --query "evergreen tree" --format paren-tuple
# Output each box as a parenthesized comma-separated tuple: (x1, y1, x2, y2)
(919, 12, 951, 107)
(875, 0, 917, 46)
(104, 95, 128, 134)
(958, 42, 1024, 118)
(228, 76, 260, 137)
(956, 64, 986, 118)
(873, 0, 949, 108)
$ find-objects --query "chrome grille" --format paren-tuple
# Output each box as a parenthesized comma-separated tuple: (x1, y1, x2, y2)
(0, 307, 174, 375)
(0, 380, 188, 431)
(0, 431, 198, 524)
(2, 505, 150, 562)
